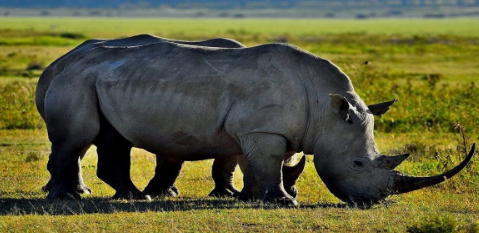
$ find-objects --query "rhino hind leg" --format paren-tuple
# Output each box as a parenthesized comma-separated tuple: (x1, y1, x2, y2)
(43, 83, 100, 199)
(95, 118, 150, 200)
(209, 156, 240, 198)
(46, 144, 94, 199)
(42, 147, 92, 195)
(238, 134, 297, 206)
(143, 156, 184, 198)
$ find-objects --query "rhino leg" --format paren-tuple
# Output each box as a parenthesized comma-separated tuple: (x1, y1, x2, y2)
(236, 155, 260, 200)
(238, 153, 302, 199)
(237, 164, 259, 201)
(95, 119, 149, 200)
(43, 82, 100, 199)
(238, 134, 296, 206)
(143, 156, 184, 198)
(209, 156, 240, 197)
(42, 147, 92, 195)
(282, 154, 306, 199)
(46, 144, 93, 199)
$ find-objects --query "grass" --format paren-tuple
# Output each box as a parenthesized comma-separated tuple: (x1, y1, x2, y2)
(0, 17, 478, 232)
(0, 130, 477, 232)
(2, 18, 479, 37)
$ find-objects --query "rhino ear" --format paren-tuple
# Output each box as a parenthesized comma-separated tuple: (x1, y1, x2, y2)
(368, 99, 397, 116)
(329, 94, 353, 124)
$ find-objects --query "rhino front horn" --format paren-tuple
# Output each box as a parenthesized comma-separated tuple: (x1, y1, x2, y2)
(390, 142, 475, 194)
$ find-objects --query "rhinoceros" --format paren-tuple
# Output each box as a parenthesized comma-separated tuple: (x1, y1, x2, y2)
(39, 39, 475, 206)
(36, 34, 305, 200)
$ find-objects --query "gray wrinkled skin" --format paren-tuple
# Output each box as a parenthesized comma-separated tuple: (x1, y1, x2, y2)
(37, 35, 305, 201)
(40, 41, 343, 205)
(37, 35, 246, 199)
(39, 39, 472, 206)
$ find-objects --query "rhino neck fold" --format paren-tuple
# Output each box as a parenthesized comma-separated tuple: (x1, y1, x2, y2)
(297, 62, 356, 156)
(295, 71, 314, 154)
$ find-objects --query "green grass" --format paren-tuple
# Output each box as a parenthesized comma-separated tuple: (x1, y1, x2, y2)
(2, 18, 479, 37)
(0, 130, 477, 232)
(0, 17, 478, 232)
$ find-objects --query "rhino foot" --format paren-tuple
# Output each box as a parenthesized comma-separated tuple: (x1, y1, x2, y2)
(284, 186, 298, 199)
(239, 189, 297, 207)
(43, 179, 91, 196)
(238, 189, 258, 202)
(77, 185, 92, 195)
(143, 185, 179, 198)
(166, 186, 180, 197)
(262, 190, 298, 207)
(208, 187, 240, 198)
(46, 188, 82, 200)
(263, 196, 298, 207)
(112, 190, 151, 201)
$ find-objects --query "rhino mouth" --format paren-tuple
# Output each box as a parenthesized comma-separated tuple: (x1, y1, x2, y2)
(330, 186, 389, 207)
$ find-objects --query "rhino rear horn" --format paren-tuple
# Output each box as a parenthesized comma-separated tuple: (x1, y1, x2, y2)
(377, 154, 410, 170)
(368, 99, 397, 116)
(283, 155, 306, 184)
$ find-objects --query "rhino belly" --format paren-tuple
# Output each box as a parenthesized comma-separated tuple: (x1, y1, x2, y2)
(95, 76, 242, 160)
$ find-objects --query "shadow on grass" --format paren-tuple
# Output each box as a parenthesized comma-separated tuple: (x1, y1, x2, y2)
(0, 197, 348, 215)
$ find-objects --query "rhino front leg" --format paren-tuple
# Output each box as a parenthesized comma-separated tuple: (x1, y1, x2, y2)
(143, 156, 184, 198)
(209, 156, 240, 197)
(238, 133, 296, 206)
(238, 153, 305, 200)
(236, 154, 261, 200)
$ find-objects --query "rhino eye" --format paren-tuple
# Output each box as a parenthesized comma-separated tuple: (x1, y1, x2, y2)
(353, 160, 364, 167)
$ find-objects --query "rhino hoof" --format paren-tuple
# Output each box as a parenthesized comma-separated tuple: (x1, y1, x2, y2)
(262, 190, 298, 207)
(238, 190, 256, 202)
(112, 191, 150, 200)
(76, 185, 92, 195)
(263, 197, 298, 207)
(285, 186, 298, 199)
(168, 186, 180, 197)
(208, 188, 240, 198)
(143, 186, 179, 198)
(43, 180, 92, 195)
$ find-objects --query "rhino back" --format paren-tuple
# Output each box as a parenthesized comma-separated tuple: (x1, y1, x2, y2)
(85, 43, 308, 158)
(36, 35, 244, 120)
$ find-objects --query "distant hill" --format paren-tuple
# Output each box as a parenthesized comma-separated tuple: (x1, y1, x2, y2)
(1, 0, 478, 9)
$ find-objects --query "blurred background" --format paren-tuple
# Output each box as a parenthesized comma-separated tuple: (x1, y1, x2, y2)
(1, 0, 479, 18)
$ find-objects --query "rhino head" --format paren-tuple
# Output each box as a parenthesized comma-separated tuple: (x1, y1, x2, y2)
(313, 94, 475, 206)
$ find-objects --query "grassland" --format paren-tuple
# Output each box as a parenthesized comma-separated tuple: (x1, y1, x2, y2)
(0, 18, 478, 232)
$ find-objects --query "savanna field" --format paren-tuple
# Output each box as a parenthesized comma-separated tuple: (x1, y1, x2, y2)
(0, 17, 478, 232)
